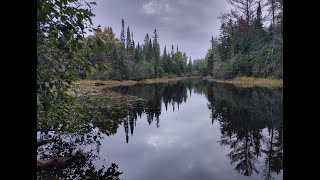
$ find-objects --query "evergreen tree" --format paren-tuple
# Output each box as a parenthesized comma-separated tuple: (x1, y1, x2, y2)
(207, 37, 216, 76)
(171, 45, 174, 55)
(134, 42, 141, 63)
(171, 44, 175, 74)
(143, 33, 150, 61)
(187, 56, 193, 74)
(254, 2, 263, 30)
(181, 52, 188, 74)
(109, 45, 126, 80)
(120, 19, 125, 46)
(153, 29, 161, 77)
(126, 26, 131, 49)
(218, 24, 232, 61)
(131, 32, 135, 49)
(125, 26, 134, 79)
(148, 39, 153, 62)
(153, 29, 160, 63)
(85, 19, 201, 80)
(162, 46, 169, 73)
(175, 49, 181, 75)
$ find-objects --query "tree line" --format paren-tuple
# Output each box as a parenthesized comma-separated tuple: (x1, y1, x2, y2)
(86, 19, 197, 81)
(195, 0, 283, 79)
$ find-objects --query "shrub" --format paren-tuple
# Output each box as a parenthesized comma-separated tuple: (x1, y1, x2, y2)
(221, 53, 253, 79)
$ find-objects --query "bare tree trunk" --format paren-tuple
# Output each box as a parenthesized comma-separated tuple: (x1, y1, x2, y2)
(272, 0, 275, 27)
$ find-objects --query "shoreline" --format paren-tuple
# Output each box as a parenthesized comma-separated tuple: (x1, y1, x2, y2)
(204, 76, 283, 88)
(74, 75, 282, 96)
(70, 76, 282, 112)
(75, 76, 201, 93)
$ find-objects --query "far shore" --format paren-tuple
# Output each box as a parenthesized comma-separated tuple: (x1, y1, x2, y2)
(204, 76, 283, 88)
(74, 76, 282, 94)
(74, 76, 201, 93)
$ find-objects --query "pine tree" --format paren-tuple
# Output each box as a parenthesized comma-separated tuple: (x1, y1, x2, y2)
(162, 46, 169, 73)
(131, 32, 135, 49)
(171, 44, 174, 56)
(126, 26, 131, 49)
(153, 29, 161, 77)
(109, 45, 126, 80)
(134, 42, 141, 63)
(153, 29, 160, 62)
(171, 44, 175, 74)
(143, 33, 150, 61)
(254, 2, 263, 30)
(207, 37, 215, 76)
(148, 39, 153, 61)
(120, 19, 125, 46)
(182, 52, 188, 74)
(187, 56, 193, 74)
(175, 47, 181, 75)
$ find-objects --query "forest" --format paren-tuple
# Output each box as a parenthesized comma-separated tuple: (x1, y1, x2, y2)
(86, 20, 193, 80)
(203, 0, 283, 79)
(83, 0, 283, 81)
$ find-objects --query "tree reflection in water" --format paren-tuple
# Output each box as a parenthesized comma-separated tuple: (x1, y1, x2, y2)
(206, 84, 283, 179)
(37, 80, 283, 179)
(112, 80, 283, 179)
(37, 96, 125, 179)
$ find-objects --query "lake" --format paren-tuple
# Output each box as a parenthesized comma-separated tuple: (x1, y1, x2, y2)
(37, 79, 283, 180)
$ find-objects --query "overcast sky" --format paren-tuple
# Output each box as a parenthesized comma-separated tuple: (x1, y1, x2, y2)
(90, 0, 232, 60)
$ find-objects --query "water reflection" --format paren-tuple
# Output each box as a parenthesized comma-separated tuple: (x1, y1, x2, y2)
(37, 129, 123, 179)
(37, 97, 125, 179)
(111, 80, 283, 179)
(206, 84, 283, 179)
(37, 80, 283, 179)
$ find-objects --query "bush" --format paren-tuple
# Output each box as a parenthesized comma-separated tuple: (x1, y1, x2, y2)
(109, 70, 124, 81)
(87, 70, 109, 80)
(221, 53, 253, 79)
(250, 42, 283, 78)
(251, 44, 270, 77)
(155, 66, 165, 78)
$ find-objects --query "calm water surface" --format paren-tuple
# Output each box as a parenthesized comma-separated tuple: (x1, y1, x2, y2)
(38, 80, 283, 180)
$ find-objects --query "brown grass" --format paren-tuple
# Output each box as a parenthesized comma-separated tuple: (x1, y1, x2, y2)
(205, 76, 283, 88)
(75, 76, 201, 93)
(69, 81, 144, 106)
(74, 79, 138, 93)
(141, 76, 201, 84)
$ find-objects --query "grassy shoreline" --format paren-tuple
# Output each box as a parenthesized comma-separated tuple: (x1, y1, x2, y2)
(70, 76, 282, 110)
(204, 76, 283, 88)
(75, 76, 201, 93)
(73, 75, 282, 98)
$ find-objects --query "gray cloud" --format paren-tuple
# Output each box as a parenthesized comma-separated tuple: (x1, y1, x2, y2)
(90, 0, 232, 59)
(142, 0, 170, 15)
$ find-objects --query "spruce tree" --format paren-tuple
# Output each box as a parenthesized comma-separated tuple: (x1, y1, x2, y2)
(131, 32, 135, 49)
(153, 29, 161, 77)
(143, 33, 150, 61)
(254, 2, 263, 30)
(135, 42, 141, 63)
(187, 57, 193, 74)
(120, 19, 125, 46)
(148, 39, 153, 61)
(126, 26, 131, 49)
(162, 46, 169, 73)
